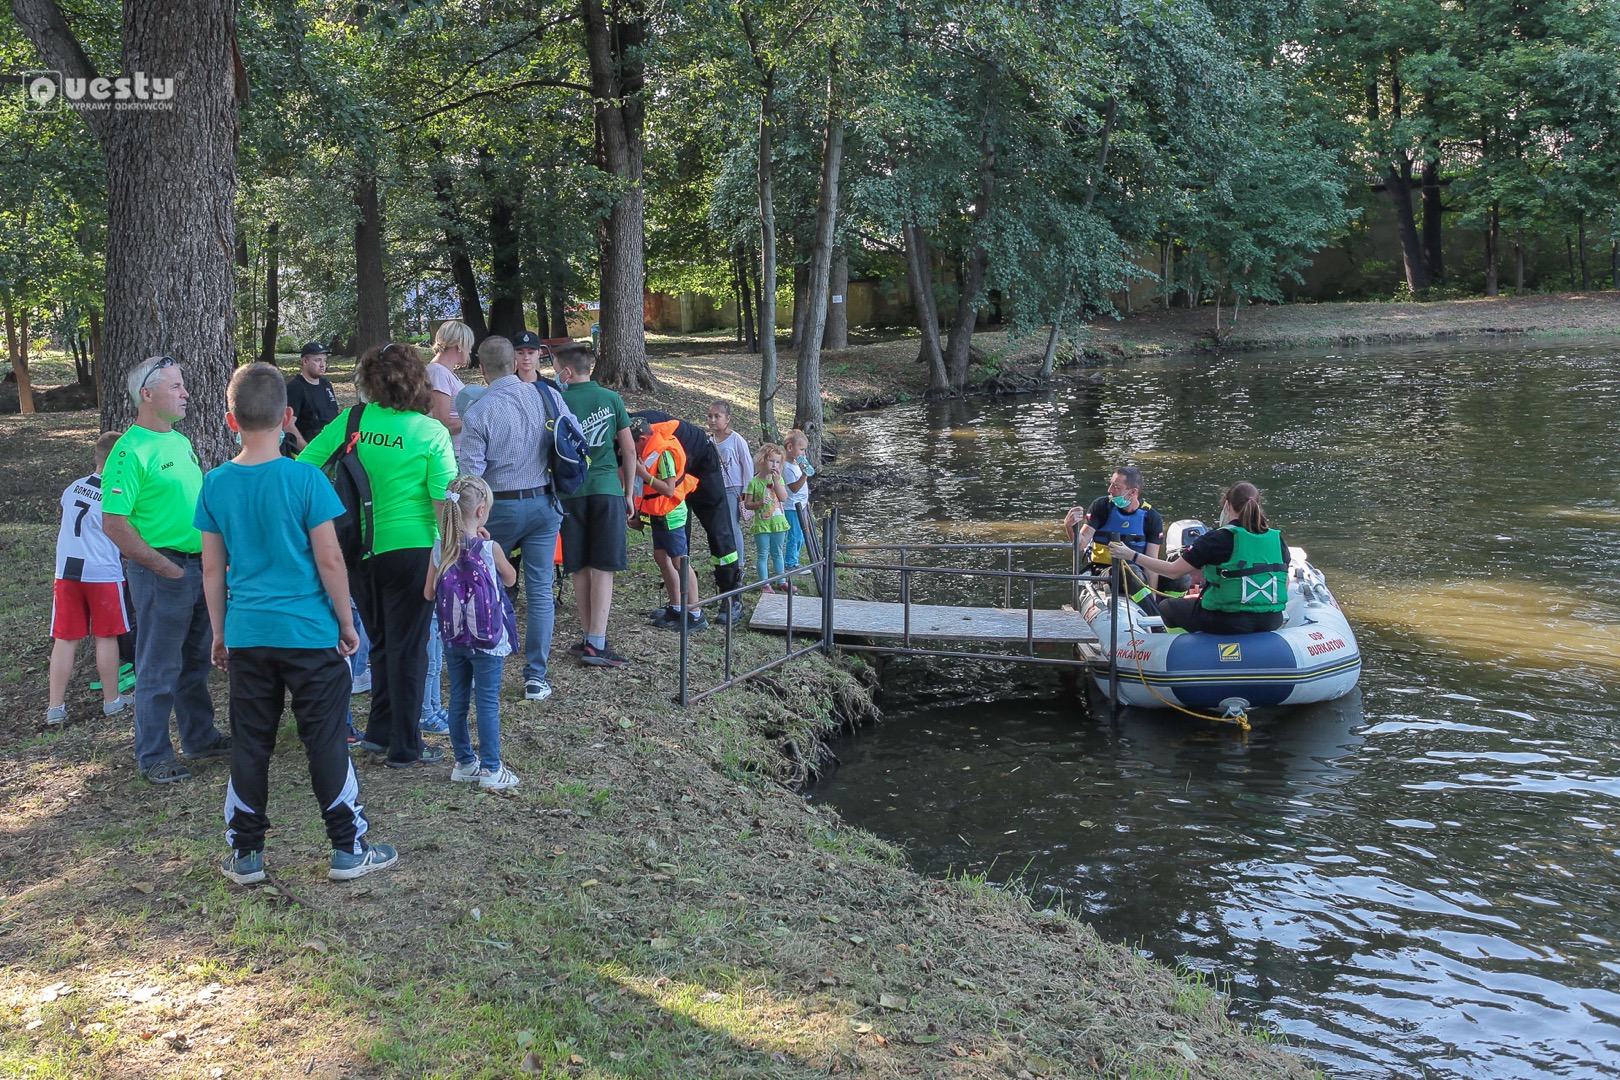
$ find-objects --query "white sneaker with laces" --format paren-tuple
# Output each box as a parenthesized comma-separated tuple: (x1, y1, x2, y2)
(524, 678, 552, 701)
(478, 765, 520, 792)
(451, 760, 482, 783)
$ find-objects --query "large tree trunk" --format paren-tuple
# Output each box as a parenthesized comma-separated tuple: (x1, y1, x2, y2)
(487, 178, 525, 340)
(790, 263, 809, 352)
(1484, 203, 1500, 297)
(902, 221, 947, 393)
(15, 0, 244, 465)
(823, 247, 848, 351)
(747, 43, 781, 441)
(88, 306, 102, 405)
(430, 152, 488, 339)
(793, 55, 844, 464)
(581, 0, 655, 391)
(736, 243, 757, 352)
(1514, 228, 1525, 294)
(943, 129, 996, 390)
(1577, 215, 1590, 290)
(1420, 157, 1443, 284)
(5, 305, 35, 415)
(353, 172, 390, 357)
(548, 279, 569, 338)
(257, 220, 280, 365)
(1386, 163, 1427, 293)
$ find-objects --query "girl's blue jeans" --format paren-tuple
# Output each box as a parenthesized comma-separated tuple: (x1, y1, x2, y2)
(784, 505, 806, 569)
(754, 531, 787, 582)
(421, 613, 446, 722)
(446, 645, 504, 771)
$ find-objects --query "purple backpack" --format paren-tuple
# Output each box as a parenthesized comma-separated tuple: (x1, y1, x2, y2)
(435, 538, 508, 651)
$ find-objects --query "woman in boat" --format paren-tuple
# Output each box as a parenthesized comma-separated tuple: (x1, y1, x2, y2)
(1107, 481, 1288, 635)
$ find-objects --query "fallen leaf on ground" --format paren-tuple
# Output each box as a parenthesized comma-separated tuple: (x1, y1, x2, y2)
(130, 882, 154, 894)
(878, 994, 908, 1011)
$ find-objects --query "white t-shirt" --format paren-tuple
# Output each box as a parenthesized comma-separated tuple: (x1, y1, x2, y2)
(715, 431, 752, 490)
(427, 360, 466, 449)
(56, 473, 124, 582)
(783, 460, 811, 511)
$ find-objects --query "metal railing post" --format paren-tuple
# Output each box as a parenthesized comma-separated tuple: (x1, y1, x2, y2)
(900, 547, 912, 648)
(821, 509, 837, 656)
(678, 554, 690, 707)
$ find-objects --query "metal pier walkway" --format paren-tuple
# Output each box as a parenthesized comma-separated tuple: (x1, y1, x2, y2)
(748, 593, 1098, 645)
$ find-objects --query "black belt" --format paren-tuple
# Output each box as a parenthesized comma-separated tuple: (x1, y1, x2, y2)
(493, 487, 548, 500)
(156, 548, 202, 561)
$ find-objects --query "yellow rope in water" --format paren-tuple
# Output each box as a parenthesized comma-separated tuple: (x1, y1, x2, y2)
(1112, 562, 1251, 731)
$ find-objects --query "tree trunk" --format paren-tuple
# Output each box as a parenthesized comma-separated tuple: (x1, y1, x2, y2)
(1566, 235, 1575, 289)
(353, 172, 390, 357)
(790, 263, 809, 352)
(258, 220, 280, 365)
(736, 244, 757, 352)
(751, 62, 781, 440)
(1612, 241, 1618, 291)
(793, 54, 844, 464)
(430, 151, 488, 339)
(1386, 163, 1427, 293)
(943, 128, 996, 390)
(14, 0, 244, 464)
(548, 279, 569, 338)
(486, 170, 524, 340)
(1420, 157, 1443, 284)
(824, 247, 848, 351)
(581, 0, 655, 391)
(1577, 215, 1590, 290)
(88, 306, 102, 405)
(1040, 296, 1067, 380)
(5, 305, 35, 415)
(902, 221, 947, 393)
(1514, 228, 1525, 294)
(1484, 203, 1500, 296)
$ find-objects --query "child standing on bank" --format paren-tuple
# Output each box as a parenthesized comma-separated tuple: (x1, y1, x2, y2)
(197, 363, 397, 886)
(46, 431, 132, 726)
(743, 444, 791, 592)
(633, 417, 704, 631)
(426, 475, 520, 791)
(782, 429, 815, 573)
(707, 401, 752, 557)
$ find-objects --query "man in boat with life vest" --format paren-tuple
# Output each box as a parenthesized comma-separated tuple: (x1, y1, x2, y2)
(1063, 466, 1165, 591)
(628, 412, 746, 626)
(1110, 481, 1288, 635)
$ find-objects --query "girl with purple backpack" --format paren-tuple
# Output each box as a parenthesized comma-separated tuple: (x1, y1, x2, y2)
(426, 476, 520, 791)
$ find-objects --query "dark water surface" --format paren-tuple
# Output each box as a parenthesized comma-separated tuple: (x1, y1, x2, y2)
(807, 340, 1620, 1079)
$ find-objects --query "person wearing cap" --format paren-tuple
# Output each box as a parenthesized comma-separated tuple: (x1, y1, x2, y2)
(513, 330, 545, 384)
(102, 355, 231, 784)
(282, 341, 340, 456)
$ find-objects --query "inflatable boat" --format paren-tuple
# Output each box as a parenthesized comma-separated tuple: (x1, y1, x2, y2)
(1079, 520, 1361, 714)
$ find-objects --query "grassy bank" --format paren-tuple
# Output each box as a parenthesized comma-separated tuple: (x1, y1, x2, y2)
(0, 349, 1326, 1079)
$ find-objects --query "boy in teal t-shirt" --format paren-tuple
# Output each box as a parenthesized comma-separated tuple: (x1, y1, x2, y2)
(196, 363, 399, 887)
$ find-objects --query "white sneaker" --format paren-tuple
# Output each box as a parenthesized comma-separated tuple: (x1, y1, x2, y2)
(524, 678, 552, 701)
(450, 760, 482, 783)
(102, 695, 132, 717)
(478, 765, 520, 792)
(351, 670, 372, 695)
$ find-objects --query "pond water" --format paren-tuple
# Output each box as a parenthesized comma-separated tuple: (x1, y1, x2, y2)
(806, 339, 1620, 1079)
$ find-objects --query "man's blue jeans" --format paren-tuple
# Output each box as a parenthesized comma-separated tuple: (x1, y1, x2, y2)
(446, 646, 505, 771)
(126, 557, 223, 769)
(486, 491, 562, 684)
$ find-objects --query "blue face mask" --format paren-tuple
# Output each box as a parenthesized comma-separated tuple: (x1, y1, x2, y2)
(1110, 494, 1130, 510)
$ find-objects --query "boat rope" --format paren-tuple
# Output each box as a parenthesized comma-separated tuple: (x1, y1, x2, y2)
(1114, 563, 1251, 731)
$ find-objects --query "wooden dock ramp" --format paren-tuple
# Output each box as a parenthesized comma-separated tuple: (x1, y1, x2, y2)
(748, 593, 1098, 645)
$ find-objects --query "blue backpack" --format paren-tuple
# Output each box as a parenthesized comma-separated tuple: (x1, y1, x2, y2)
(435, 538, 511, 651)
(533, 379, 590, 496)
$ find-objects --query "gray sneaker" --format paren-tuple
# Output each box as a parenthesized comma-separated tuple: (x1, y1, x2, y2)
(102, 695, 132, 717)
(142, 758, 192, 785)
(329, 843, 399, 881)
(45, 705, 68, 726)
(220, 849, 265, 886)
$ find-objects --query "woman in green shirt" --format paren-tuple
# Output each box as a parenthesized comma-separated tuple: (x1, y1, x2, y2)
(301, 343, 456, 768)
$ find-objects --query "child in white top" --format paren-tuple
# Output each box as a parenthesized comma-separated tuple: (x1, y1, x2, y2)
(46, 431, 132, 726)
(707, 400, 752, 555)
(782, 429, 815, 571)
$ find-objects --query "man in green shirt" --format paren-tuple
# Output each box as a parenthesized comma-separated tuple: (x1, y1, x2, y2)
(555, 344, 636, 667)
(102, 355, 230, 784)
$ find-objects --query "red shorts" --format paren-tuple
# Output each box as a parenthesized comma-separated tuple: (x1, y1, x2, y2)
(51, 579, 131, 640)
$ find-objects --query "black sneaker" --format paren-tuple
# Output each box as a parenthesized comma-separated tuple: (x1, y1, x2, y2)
(648, 605, 679, 628)
(685, 609, 709, 632)
(580, 642, 628, 668)
(567, 640, 586, 658)
(713, 598, 746, 625)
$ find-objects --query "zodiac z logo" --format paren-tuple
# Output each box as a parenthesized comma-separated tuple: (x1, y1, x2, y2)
(1218, 643, 1242, 662)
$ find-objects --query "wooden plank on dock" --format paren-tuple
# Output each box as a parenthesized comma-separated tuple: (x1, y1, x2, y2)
(748, 593, 1098, 644)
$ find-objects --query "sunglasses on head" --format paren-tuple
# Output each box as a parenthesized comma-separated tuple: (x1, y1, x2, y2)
(140, 355, 178, 389)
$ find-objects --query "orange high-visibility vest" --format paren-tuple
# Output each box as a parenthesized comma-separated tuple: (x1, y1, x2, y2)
(637, 420, 699, 517)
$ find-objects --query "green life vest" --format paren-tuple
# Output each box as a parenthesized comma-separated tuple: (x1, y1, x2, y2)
(1200, 526, 1288, 613)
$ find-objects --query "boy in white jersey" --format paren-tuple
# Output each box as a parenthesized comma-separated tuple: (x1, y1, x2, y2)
(47, 431, 132, 725)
